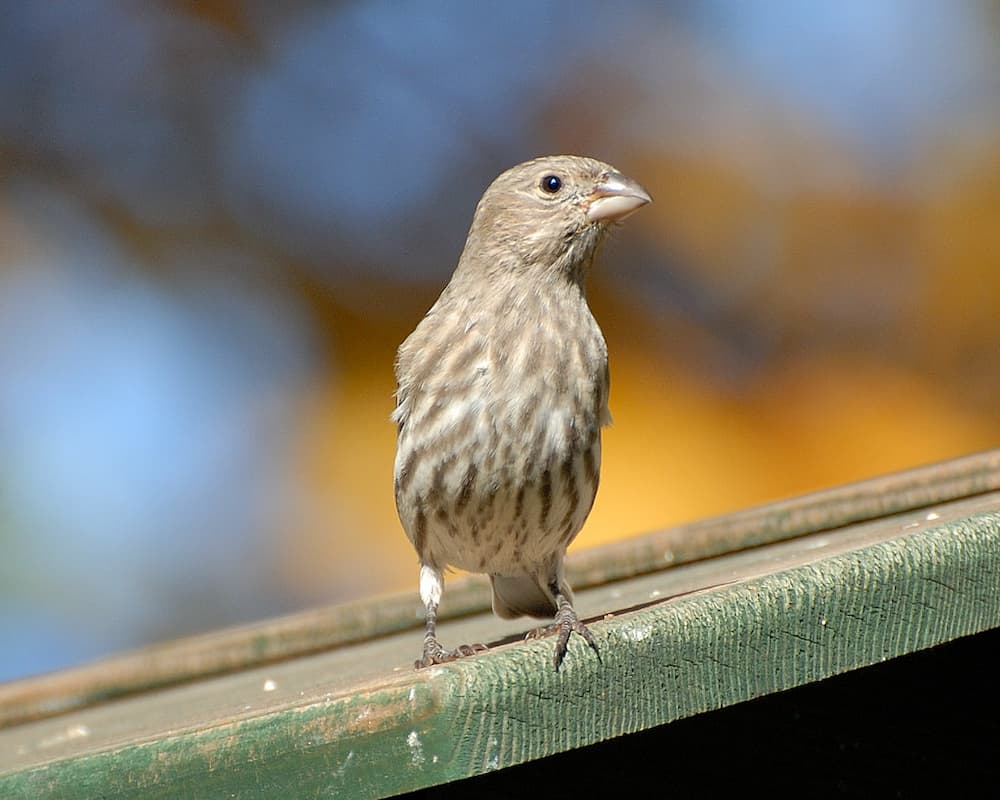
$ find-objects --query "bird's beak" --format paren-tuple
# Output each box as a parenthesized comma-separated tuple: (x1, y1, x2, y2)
(584, 172, 652, 223)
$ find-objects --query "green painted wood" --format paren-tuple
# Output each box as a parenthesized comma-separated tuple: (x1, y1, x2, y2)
(1, 494, 997, 799)
(3, 449, 998, 729)
(570, 447, 1000, 582)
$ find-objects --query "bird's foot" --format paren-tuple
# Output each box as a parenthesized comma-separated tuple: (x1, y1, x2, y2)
(414, 637, 488, 669)
(526, 603, 600, 670)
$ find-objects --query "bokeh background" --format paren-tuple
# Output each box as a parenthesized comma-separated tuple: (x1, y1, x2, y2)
(2, 1, 998, 682)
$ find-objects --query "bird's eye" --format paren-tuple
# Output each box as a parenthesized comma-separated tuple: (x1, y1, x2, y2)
(541, 174, 562, 193)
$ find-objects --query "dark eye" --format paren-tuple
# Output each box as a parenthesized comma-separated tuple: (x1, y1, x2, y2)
(541, 174, 562, 193)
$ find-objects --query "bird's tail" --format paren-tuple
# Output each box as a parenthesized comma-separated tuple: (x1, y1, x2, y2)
(490, 575, 572, 619)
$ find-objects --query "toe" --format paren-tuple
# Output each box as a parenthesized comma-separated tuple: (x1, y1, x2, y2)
(415, 641, 487, 668)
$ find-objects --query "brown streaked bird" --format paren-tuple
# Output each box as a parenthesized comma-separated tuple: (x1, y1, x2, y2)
(393, 155, 651, 669)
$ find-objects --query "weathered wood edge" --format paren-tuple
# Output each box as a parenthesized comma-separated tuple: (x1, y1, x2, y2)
(3, 509, 997, 799)
(2, 449, 997, 729)
(569, 447, 1000, 584)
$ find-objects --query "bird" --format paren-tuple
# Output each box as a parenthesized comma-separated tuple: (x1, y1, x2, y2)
(392, 155, 651, 670)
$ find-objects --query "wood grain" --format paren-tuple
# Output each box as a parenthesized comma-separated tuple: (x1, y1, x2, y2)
(1, 491, 997, 798)
(2, 449, 997, 730)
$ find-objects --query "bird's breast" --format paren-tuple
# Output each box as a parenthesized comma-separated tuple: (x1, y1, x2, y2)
(393, 292, 608, 572)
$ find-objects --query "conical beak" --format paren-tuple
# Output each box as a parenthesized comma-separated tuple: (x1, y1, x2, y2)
(584, 171, 652, 223)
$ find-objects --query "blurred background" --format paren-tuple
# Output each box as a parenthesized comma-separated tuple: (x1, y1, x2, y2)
(1, 0, 998, 682)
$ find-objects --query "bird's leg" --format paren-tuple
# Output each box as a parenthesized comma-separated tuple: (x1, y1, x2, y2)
(414, 564, 487, 669)
(535, 581, 600, 670)
(417, 598, 450, 667)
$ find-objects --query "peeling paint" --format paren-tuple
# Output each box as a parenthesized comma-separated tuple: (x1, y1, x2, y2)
(333, 750, 355, 778)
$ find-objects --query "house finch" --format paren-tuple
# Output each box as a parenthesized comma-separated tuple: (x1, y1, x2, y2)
(393, 155, 650, 669)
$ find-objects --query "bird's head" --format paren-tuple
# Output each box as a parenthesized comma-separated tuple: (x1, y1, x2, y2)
(458, 155, 651, 286)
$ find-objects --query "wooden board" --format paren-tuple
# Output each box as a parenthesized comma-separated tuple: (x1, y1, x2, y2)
(1, 484, 997, 798)
(3, 449, 998, 729)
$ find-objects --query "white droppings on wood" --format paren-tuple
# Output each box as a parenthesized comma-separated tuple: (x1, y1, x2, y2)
(407, 730, 425, 767)
(37, 724, 90, 750)
(485, 736, 500, 770)
(623, 622, 653, 642)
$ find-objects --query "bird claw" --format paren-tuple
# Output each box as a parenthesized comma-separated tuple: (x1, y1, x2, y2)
(553, 617, 600, 670)
(524, 624, 553, 641)
(525, 607, 601, 669)
(414, 638, 488, 669)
